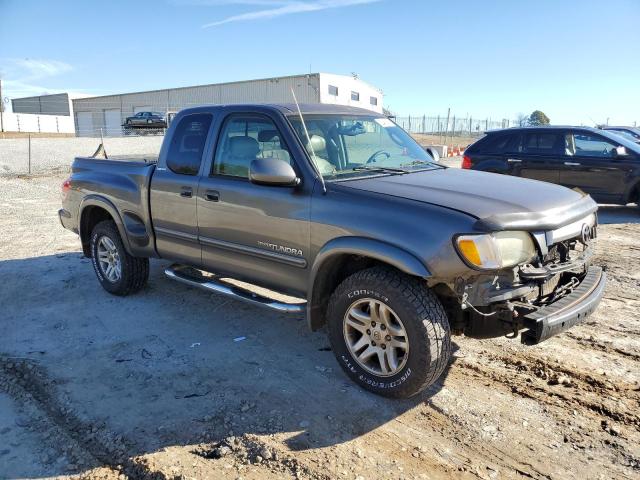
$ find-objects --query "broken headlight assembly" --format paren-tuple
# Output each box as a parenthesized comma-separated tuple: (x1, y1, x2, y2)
(454, 231, 537, 270)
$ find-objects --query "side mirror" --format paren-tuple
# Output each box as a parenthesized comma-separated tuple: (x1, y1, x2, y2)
(612, 146, 628, 158)
(249, 158, 300, 187)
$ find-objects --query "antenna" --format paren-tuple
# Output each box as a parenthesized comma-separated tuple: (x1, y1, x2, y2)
(291, 87, 326, 194)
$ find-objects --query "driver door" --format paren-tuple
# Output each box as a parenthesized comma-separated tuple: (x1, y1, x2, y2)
(196, 112, 311, 295)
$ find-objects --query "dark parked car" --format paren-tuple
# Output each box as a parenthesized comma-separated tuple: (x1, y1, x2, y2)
(124, 111, 167, 128)
(463, 126, 640, 206)
(602, 126, 640, 144)
(59, 105, 606, 398)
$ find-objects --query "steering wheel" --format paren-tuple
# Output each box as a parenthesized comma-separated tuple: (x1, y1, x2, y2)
(366, 150, 391, 164)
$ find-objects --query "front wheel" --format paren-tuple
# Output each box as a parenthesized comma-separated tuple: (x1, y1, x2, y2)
(90, 220, 149, 296)
(327, 267, 451, 398)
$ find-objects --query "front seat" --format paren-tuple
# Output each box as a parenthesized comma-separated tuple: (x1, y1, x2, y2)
(304, 135, 336, 175)
(220, 136, 260, 177)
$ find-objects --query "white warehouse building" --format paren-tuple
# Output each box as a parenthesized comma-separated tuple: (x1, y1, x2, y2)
(71, 73, 383, 137)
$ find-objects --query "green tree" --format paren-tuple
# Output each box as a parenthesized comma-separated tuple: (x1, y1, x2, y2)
(528, 110, 550, 126)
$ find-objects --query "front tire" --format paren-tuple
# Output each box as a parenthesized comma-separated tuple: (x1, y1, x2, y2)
(90, 220, 149, 296)
(327, 267, 451, 398)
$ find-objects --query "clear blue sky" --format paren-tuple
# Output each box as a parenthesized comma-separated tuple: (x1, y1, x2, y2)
(1, 0, 638, 125)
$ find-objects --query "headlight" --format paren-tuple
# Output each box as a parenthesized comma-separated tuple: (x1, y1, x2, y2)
(455, 231, 536, 270)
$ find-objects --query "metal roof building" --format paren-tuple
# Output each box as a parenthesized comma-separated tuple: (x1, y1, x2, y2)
(12, 93, 74, 116)
(70, 73, 384, 137)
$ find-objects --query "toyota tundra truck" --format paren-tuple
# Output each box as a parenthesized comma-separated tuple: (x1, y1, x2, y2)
(59, 104, 606, 398)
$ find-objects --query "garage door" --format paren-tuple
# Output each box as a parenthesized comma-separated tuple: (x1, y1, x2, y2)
(104, 109, 122, 136)
(76, 112, 94, 137)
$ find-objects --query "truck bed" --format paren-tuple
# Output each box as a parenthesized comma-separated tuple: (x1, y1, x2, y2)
(66, 156, 158, 257)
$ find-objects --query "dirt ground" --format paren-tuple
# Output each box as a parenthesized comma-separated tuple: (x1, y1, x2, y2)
(0, 166, 639, 480)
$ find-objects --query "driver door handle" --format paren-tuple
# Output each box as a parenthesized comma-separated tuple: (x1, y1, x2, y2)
(180, 186, 193, 198)
(564, 162, 581, 166)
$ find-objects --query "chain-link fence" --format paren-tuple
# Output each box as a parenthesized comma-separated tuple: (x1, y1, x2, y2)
(0, 111, 515, 175)
(394, 115, 513, 138)
(0, 134, 163, 176)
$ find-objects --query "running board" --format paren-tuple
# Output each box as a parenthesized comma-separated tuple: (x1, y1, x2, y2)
(164, 264, 306, 314)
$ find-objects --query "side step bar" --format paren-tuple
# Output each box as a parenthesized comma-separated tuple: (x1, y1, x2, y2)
(164, 264, 306, 314)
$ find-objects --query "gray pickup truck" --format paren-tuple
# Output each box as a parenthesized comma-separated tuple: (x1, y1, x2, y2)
(60, 104, 606, 398)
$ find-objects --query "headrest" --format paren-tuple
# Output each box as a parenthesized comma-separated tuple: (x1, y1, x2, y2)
(183, 134, 203, 151)
(304, 134, 326, 153)
(229, 136, 260, 157)
(258, 129, 279, 142)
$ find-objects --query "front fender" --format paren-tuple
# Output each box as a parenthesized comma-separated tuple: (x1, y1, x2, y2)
(306, 236, 431, 330)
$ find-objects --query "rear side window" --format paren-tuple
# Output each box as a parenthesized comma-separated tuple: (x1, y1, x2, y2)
(166, 113, 213, 175)
(473, 133, 520, 154)
(523, 133, 562, 154)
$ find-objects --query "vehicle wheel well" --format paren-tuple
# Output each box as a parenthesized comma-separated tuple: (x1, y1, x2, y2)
(309, 254, 416, 331)
(80, 206, 113, 256)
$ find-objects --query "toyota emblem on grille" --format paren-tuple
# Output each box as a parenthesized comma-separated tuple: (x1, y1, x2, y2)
(580, 223, 593, 244)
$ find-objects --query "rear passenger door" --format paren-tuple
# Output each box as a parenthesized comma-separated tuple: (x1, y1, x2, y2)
(150, 113, 213, 265)
(517, 131, 563, 183)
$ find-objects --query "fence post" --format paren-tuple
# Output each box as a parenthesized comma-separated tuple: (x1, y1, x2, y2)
(485, 118, 489, 131)
(452, 115, 456, 140)
(37, 115, 41, 133)
(444, 108, 450, 146)
(28, 134, 31, 174)
(469, 116, 472, 136)
(56, 116, 59, 133)
(437, 115, 441, 142)
(17, 114, 20, 132)
(422, 115, 425, 134)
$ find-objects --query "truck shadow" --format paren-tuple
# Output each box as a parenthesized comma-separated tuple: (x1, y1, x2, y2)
(0, 253, 457, 479)
(597, 205, 640, 225)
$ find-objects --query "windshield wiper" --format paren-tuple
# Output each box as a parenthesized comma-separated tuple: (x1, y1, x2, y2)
(352, 166, 409, 174)
(400, 159, 446, 169)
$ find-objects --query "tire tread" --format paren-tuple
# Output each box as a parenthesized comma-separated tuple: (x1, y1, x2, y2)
(91, 220, 148, 296)
(327, 266, 451, 398)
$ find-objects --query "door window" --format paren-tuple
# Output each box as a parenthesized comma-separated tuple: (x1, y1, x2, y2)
(213, 115, 293, 178)
(482, 133, 521, 154)
(522, 133, 562, 155)
(166, 113, 213, 175)
(570, 133, 619, 157)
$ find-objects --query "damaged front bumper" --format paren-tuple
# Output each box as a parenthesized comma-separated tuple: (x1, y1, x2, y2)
(520, 266, 606, 345)
(457, 250, 605, 344)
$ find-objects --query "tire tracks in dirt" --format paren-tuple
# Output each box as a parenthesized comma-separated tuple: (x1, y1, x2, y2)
(0, 355, 170, 479)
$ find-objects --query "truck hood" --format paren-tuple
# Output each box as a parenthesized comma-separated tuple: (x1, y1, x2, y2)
(340, 168, 598, 231)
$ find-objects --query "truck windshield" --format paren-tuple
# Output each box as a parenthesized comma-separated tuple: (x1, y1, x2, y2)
(288, 115, 438, 179)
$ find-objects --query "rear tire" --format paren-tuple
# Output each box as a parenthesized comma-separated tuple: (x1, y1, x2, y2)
(90, 220, 149, 296)
(327, 266, 451, 398)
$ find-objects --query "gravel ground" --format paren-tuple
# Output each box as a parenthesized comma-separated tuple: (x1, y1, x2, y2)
(0, 136, 163, 175)
(0, 165, 639, 480)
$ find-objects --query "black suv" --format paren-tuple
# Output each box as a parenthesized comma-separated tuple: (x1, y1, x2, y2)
(463, 126, 640, 206)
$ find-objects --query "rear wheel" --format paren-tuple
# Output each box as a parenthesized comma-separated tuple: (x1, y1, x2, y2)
(90, 220, 149, 296)
(327, 266, 451, 398)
